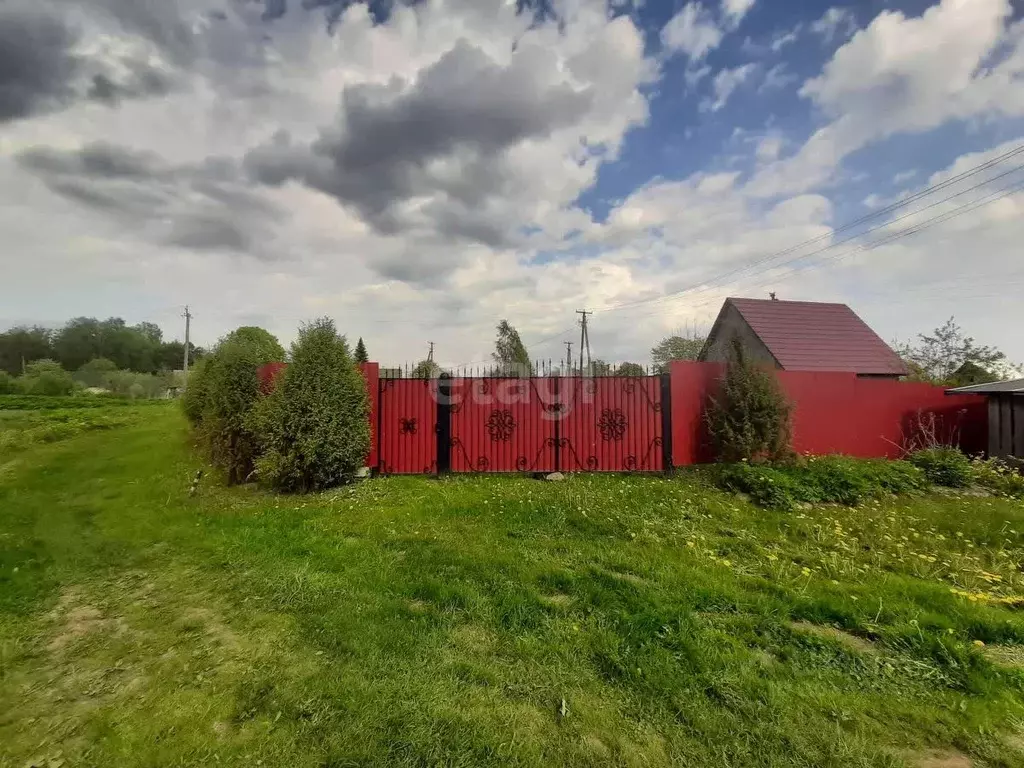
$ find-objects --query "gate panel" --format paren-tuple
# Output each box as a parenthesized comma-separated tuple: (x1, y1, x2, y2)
(449, 378, 557, 473)
(560, 377, 663, 471)
(378, 379, 438, 474)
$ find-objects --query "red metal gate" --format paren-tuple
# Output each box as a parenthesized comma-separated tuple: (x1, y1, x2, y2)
(378, 378, 438, 474)
(448, 378, 558, 472)
(378, 375, 667, 475)
(560, 377, 665, 471)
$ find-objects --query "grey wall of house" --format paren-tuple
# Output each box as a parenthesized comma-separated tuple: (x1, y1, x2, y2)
(988, 394, 1024, 459)
(701, 303, 779, 368)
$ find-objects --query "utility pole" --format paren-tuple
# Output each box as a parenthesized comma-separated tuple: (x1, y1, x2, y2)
(182, 305, 192, 389)
(564, 341, 573, 375)
(576, 309, 592, 375)
(427, 341, 435, 363)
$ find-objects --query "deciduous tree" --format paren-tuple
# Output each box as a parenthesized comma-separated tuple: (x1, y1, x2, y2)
(0, 326, 53, 375)
(651, 333, 706, 374)
(615, 362, 645, 377)
(895, 318, 1007, 385)
(492, 320, 531, 376)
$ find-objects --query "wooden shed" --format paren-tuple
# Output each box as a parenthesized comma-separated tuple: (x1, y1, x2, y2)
(946, 378, 1024, 459)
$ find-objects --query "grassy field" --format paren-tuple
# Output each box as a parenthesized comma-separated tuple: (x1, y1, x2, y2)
(2, 406, 1024, 767)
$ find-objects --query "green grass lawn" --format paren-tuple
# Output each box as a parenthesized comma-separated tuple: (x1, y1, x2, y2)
(2, 406, 1024, 767)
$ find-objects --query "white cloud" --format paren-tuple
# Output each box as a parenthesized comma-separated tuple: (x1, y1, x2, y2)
(700, 63, 755, 112)
(893, 169, 917, 184)
(684, 63, 712, 90)
(660, 3, 723, 60)
(722, 0, 756, 29)
(809, 7, 857, 44)
(1, 0, 1023, 367)
(748, 0, 1024, 198)
(770, 24, 801, 52)
(755, 135, 782, 162)
(760, 62, 797, 92)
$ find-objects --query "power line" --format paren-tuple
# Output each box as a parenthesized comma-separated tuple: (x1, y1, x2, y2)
(698, 166, 1024, 300)
(722, 176, 1024, 298)
(595, 142, 1024, 317)
(605, 176, 1024, 325)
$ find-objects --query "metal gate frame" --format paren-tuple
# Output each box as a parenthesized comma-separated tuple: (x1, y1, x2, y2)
(378, 374, 673, 475)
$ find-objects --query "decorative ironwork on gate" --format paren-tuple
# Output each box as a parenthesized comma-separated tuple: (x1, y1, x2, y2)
(377, 374, 670, 475)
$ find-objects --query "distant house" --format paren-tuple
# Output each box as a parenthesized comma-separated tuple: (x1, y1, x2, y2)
(946, 378, 1024, 460)
(699, 298, 908, 378)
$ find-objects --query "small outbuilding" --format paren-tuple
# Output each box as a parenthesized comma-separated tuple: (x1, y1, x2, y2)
(699, 297, 908, 378)
(946, 378, 1024, 459)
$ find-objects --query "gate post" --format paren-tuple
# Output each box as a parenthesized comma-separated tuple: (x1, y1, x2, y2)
(660, 373, 674, 473)
(436, 373, 452, 474)
(553, 375, 561, 472)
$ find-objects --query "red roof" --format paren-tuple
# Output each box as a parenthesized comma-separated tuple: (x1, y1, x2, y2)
(714, 298, 908, 375)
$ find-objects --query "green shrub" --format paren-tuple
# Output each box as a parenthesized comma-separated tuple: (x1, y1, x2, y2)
(718, 456, 928, 511)
(908, 447, 973, 488)
(19, 359, 75, 396)
(184, 327, 283, 428)
(0, 371, 18, 395)
(221, 327, 285, 363)
(253, 318, 369, 492)
(719, 463, 802, 510)
(182, 357, 211, 426)
(706, 340, 792, 462)
(970, 457, 1024, 498)
(74, 358, 118, 388)
(199, 341, 263, 485)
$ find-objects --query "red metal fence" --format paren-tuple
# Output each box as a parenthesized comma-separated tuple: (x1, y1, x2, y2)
(668, 362, 987, 465)
(258, 362, 990, 474)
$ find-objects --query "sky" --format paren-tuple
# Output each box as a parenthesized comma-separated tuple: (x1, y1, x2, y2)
(1, 0, 1023, 369)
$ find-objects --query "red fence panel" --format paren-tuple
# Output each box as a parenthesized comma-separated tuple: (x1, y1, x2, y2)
(561, 377, 664, 471)
(669, 362, 724, 466)
(449, 378, 557, 472)
(778, 372, 987, 458)
(668, 361, 988, 465)
(378, 378, 438, 474)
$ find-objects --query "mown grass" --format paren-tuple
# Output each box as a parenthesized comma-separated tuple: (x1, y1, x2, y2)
(2, 408, 1024, 767)
(0, 402, 153, 461)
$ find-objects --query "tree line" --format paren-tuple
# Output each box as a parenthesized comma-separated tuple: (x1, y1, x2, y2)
(0, 317, 203, 376)
(2, 313, 1011, 393)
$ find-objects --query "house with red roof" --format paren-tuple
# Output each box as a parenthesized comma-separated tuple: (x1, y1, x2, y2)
(698, 298, 908, 379)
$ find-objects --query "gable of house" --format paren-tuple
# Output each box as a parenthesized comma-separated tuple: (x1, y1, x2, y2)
(700, 298, 908, 376)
